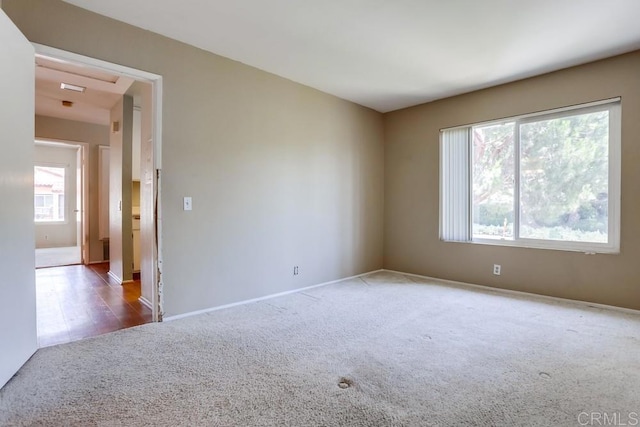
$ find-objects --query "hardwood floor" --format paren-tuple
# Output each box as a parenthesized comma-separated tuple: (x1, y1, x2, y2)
(36, 263, 152, 347)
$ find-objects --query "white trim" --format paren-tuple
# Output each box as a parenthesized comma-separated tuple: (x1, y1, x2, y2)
(80, 143, 89, 265)
(440, 97, 621, 132)
(164, 270, 384, 322)
(107, 270, 122, 285)
(139, 296, 153, 310)
(34, 138, 85, 148)
(469, 237, 619, 254)
(384, 269, 640, 316)
(156, 168, 163, 322)
(608, 101, 622, 253)
(32, 44, 161, 84)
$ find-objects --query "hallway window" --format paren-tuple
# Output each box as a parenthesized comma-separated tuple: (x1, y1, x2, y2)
(34, 166, 65, 222)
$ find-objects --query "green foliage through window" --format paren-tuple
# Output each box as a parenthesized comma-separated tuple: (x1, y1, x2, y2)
(441, 98, 620, 253)
(473, 109, 610, 243)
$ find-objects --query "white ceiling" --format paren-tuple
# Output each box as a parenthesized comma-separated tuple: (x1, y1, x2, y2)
(61, 0, 640, 112)
(35, 55, 134, 125)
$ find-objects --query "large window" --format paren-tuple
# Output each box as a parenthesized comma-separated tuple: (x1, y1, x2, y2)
(34, 166, 66, 222)
(440, 99, 620, 253)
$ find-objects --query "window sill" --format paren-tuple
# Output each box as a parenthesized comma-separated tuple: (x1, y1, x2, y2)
(443, 237, 619, 255)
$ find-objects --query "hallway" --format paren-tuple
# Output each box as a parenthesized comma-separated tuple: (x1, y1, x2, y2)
(36, 263, 152, 347)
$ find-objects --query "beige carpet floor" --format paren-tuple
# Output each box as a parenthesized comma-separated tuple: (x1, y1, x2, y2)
(1, 271, 639, 426)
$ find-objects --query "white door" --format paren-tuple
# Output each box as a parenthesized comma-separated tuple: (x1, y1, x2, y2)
(0, 10, 37, 389)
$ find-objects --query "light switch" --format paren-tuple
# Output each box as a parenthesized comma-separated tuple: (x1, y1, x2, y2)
(183, 197, 192, 211)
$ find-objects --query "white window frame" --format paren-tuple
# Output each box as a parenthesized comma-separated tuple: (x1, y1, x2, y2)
(440, 98, 621, 254)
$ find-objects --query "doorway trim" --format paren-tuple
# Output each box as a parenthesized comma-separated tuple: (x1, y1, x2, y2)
(32, 43, 164, 322)
(34, 138, 88, 266)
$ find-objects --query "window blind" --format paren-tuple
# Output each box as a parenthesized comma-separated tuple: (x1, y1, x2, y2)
(440, 128, 470, 241)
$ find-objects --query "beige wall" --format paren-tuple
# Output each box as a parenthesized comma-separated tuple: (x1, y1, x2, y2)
(4, 0, 385, 317)
(35, 115, 109, 263)
(20, 0, 636, 315)
(384, 51, 640, 310)
(132, 181, 140, 208)
(108, 96, 134, 283)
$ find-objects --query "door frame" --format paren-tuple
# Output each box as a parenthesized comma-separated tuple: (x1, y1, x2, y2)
(32, 43, 164, 322)
(34, 139, 88, 265)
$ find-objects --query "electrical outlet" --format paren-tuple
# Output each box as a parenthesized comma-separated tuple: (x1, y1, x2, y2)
(493, 264, 501, 275)
(293, 266, 299, 276)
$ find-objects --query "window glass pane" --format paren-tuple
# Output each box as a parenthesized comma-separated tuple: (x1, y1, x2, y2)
(34, 166, 65, 222)
(519, 111, 608, 243)
(472, 122, 515, 240)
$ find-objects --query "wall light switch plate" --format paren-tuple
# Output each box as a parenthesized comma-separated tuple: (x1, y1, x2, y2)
(183, 197, 192, 211)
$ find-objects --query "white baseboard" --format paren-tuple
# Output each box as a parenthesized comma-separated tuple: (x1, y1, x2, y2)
(107, 271, 134, 285)
(384, 269, 640, 316)
(139, 296, 153, 310)
(164, 269, 384, 322)
(107, 270, 122, 285)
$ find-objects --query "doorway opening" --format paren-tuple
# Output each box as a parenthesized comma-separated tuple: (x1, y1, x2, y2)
(32, 44, 163, 346)
(34, 140, 86, 268)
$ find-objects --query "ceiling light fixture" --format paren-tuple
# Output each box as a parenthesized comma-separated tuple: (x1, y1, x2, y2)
(60, 82, 86, 93)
